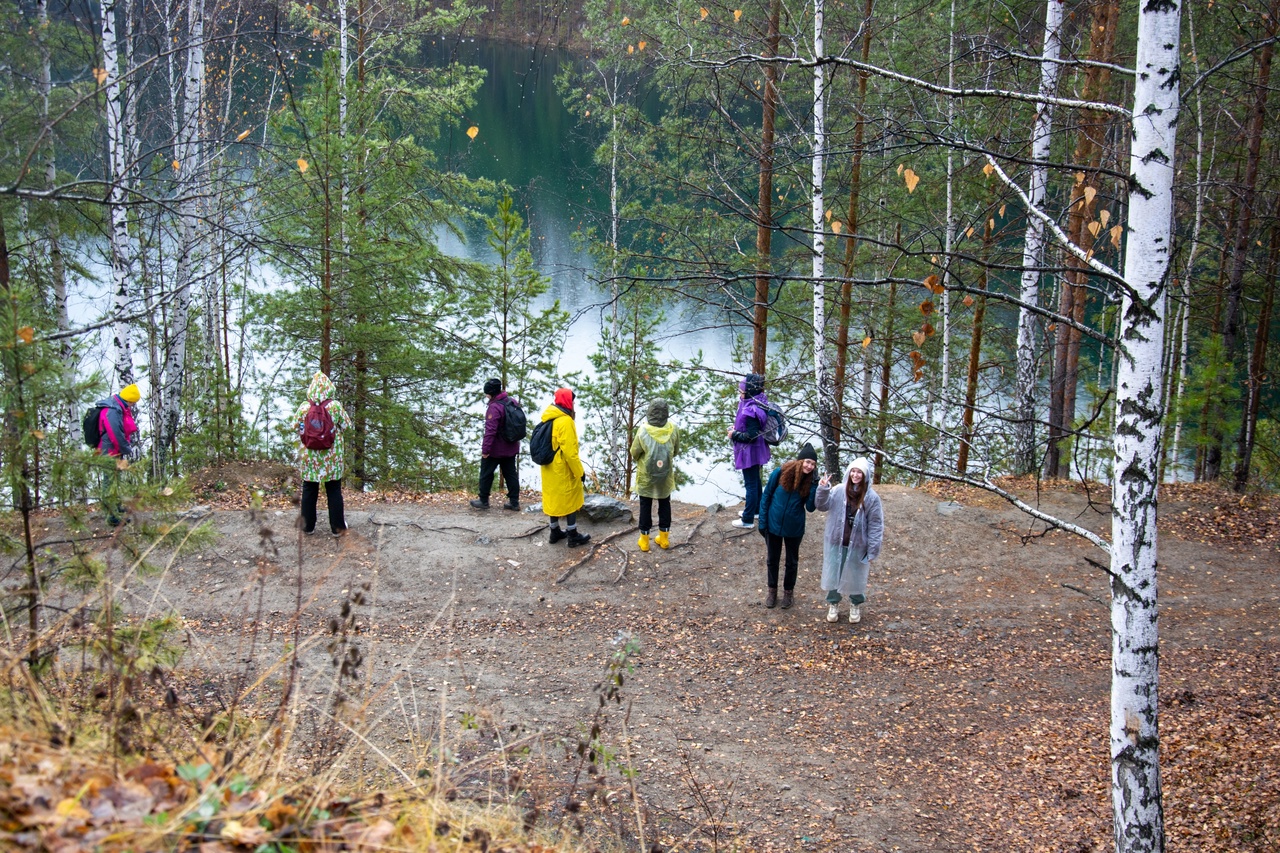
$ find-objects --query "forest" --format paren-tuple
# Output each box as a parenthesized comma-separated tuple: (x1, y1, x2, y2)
(0, 0, 1275, 851)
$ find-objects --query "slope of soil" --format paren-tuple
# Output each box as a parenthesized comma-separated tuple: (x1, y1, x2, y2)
(58, 469, 1280, 851)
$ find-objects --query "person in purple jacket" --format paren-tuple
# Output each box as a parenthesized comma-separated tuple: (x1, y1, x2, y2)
(726, 373, 772, 528)
(470, 378, 522, 510)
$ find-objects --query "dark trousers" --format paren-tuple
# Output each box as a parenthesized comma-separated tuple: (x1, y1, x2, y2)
(765, 531, 801, 591)
(478, 455, 519, 504)
(741, 465, 762, 523)
(638, 496, 671, 533)
(301, 479, 346, 534)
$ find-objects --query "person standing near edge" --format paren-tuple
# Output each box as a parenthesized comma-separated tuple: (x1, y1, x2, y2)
(630, 398, 679, 552)
(471, 378, 521, 511)
(293, 371, 353, 537)
(727, 373, 771, 528)
(539, 387, 591, 547)
(94, 383, 142, 526)
(815, 456, 884, 623)
(757, 442, 819, 609)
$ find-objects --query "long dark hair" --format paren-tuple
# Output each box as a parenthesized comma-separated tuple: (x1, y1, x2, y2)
(846, 467, 868, 514)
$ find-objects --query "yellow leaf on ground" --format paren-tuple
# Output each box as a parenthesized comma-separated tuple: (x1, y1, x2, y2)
(638, 40, 647, 50)
(621, 16, 630, 25)
(221, 819, 270, 846)
(628, 44, 635, 53)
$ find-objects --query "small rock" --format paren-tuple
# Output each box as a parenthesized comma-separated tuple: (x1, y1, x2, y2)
(937, 500, 963, 516)
(581, 494, 633, 523)
(705, 503, 725, 514)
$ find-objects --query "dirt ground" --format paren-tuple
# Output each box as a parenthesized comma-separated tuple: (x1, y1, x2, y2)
(71, 465, 1280, 852)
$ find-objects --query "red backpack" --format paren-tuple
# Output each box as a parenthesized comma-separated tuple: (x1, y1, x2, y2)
(300, 399, 336, 450)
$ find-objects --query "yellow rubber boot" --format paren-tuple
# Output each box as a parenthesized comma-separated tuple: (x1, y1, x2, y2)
(637, 533, 650, 552)
(656, 530, 670, 549)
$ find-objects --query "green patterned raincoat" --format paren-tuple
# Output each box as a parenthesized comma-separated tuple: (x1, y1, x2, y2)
(292, 372, 353, 482)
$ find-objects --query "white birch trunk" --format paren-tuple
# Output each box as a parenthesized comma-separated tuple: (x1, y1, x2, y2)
(100, 0, 135, 387)
(812, 0, 834, 470)
(157, 0, 204, 471)
(1014, 0, 1064, 475)
(1110, 1, 1180, 848)
(937, 0, 957, 438)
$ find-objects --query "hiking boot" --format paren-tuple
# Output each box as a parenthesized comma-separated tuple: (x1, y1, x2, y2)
(549, 527, 568, 544)
(656, 530, 670, 549)
(780, 590, 794, 609)
(567, 530, 592, 548)
(826, 604, 840, 623)
(731, 518, 754, 529)
(469, 499, 490, 510)
(638, 533, 651, 552)
(502, 501, 520, 511)
(849, 604, 862, 624)
(765, 587, 778, 608)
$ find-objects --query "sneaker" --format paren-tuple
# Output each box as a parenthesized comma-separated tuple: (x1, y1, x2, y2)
(826, 604, 839, 623)
(469, 499, 490, 510)
(549, 527, 568, 544)
(638, 533, 650, 552)
(731, 518, 755, 529)
(656, 530, 670, 549)
(765, 588, 778, 608)
(567, 530, 592, 548)
(849, 604, 862, 623)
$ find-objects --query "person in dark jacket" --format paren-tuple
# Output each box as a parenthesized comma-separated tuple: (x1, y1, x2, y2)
(471, 378, 521, 510)
(94, 383, 142, 527)
(757, 442, 819, 610)
(727, 373, 771, 528)
(96, 383, 141, 459)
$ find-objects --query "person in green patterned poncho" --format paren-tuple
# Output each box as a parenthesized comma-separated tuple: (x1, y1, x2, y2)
(293, 371, 353, 535)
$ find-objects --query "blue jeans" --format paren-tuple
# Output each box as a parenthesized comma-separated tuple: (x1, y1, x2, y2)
(740, 465, 762, 523)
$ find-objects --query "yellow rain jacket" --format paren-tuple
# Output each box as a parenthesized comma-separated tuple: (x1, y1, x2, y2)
(538, 404, 585, 516)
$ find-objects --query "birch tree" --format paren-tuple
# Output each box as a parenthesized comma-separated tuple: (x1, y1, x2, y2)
(1108, 0, 1181, 846)
(99, 0, 136, 388)
(1012, 0, 1063, 475)
(812, 0, 838, 472)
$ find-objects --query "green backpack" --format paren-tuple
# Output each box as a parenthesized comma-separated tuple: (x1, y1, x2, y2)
(639, 429, 673, 483)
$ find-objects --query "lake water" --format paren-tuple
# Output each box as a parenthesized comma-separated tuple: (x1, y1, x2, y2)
(427, 38, 751, 507)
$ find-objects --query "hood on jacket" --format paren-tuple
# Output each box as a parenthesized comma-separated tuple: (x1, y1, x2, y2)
(307, 371, 336, 403)
(848, 457, 872, 483)
(646, 399, 670, 427)
(739, 373, 765, 398)
(553, 387, 575, 413)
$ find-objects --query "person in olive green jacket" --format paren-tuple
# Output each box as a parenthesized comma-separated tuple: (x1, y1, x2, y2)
(630, 398, 680, 552)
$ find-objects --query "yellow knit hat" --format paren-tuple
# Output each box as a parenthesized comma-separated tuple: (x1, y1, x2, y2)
(119, 384, 141, 404)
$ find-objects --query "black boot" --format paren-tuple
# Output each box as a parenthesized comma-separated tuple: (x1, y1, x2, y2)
(765, 587, 778, 609)
(549, 527, 568, 544)
(780, 590, 794, 609)
(502, 500, 520, 511)
(469, 498, 490, 510)
(567, 529, 592, 548)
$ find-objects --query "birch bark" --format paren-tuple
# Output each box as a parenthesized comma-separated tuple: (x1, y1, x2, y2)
(812, 0, 837, 472)
(1109, 1, 1180, 847)
(1013, 0, 1063, 475)
(100, 0, 135, 387)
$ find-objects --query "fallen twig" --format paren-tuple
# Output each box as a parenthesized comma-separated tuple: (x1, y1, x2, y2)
(555, 525, 638, 584)
(1062, 582, 1107, 606)
(510, 524, 551, 540)
(614, 552, 632, 584)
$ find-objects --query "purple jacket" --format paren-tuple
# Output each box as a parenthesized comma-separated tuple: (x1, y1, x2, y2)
(731, 394, 771, 469)
(483, 391, 521, 458)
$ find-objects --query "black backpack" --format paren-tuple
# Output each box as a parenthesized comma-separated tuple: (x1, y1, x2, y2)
(529, 419, 557, 465)
(500, 397, 528, 443)
(82, 403, 107, 448)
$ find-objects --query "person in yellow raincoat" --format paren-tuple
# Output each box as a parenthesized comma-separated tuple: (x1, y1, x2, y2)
(538, 387, 591, 547)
